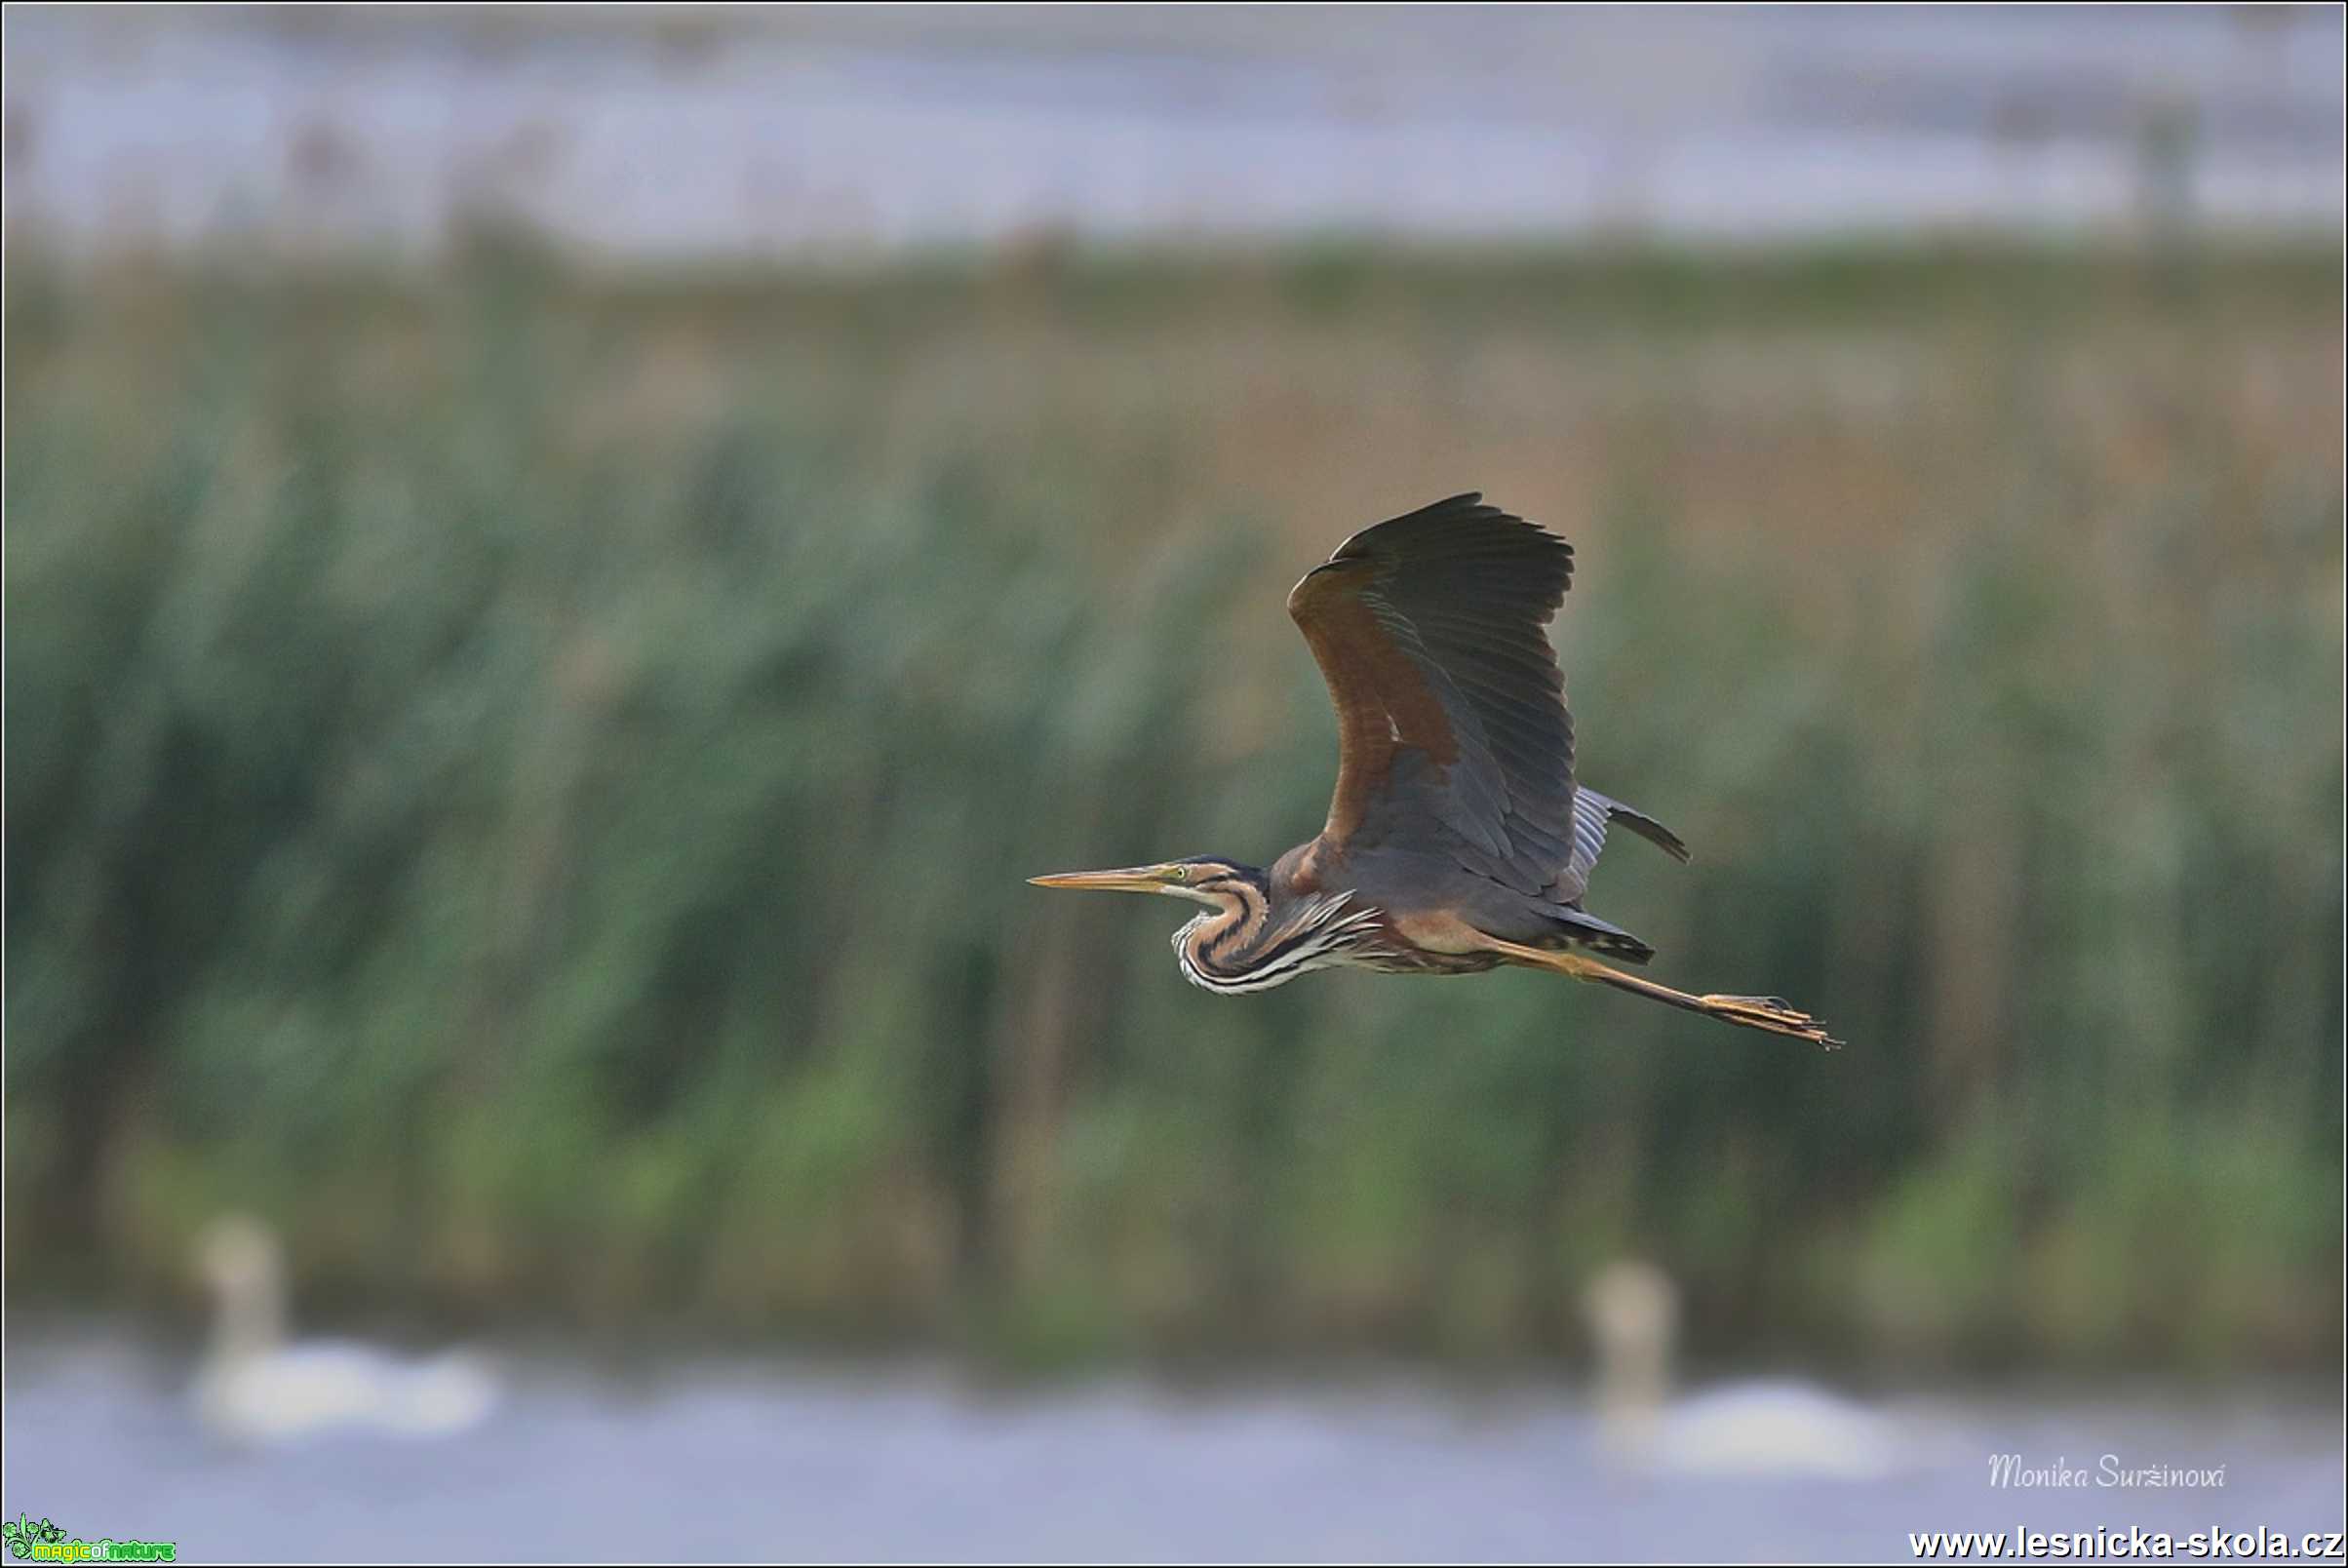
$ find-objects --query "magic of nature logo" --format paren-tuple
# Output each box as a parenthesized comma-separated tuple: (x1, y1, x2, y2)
(2, 1513, 176, 1563)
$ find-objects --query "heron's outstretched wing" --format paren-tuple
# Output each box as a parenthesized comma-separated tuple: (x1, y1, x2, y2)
(1286, 492, 1586, 898)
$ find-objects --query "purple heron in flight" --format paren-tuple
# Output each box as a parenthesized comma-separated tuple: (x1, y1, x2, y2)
(1031, 493, 1837, 1048)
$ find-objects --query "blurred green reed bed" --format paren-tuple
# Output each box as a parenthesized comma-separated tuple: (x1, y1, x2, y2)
(5, 244, 2341, 1371)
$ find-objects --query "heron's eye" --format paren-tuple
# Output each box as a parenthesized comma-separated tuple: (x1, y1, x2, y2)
(1164, 865, 1191, 883)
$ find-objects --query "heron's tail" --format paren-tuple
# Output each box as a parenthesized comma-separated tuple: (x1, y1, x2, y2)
(1544, 906, 1657, 965)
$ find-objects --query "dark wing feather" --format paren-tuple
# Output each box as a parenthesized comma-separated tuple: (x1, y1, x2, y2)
(1566, 787, 1693, 894)
(1287, 493, 1584, 897)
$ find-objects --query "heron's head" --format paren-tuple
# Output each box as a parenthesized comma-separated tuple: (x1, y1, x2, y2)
(1028, 857, 1264, 909)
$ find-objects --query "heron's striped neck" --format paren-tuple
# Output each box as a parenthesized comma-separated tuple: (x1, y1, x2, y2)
(1173, 881, 1383, 995)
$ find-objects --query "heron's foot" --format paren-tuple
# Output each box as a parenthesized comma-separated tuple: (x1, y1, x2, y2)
(1698, 994, 1843, 1050)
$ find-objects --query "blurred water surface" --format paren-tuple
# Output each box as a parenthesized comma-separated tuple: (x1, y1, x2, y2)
(3, 6, 2340, 255)
(6, 1324, 2340, 1562)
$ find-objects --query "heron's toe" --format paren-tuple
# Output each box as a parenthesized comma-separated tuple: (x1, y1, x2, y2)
(1699, 994, 1843, 1051)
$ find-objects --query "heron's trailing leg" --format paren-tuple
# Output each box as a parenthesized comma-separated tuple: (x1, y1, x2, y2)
(1477, 937, 1841, 1050)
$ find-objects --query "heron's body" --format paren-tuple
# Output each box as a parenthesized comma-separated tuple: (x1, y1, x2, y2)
(1032, 494, 1837, 1047)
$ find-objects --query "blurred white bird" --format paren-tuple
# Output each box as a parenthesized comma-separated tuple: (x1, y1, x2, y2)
(190, 1214, 500, 1445)
(1583, 1258, 1914, 1481)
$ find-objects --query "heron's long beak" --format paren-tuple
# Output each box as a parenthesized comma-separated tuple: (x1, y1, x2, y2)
(1027, 864, 1181, 894)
